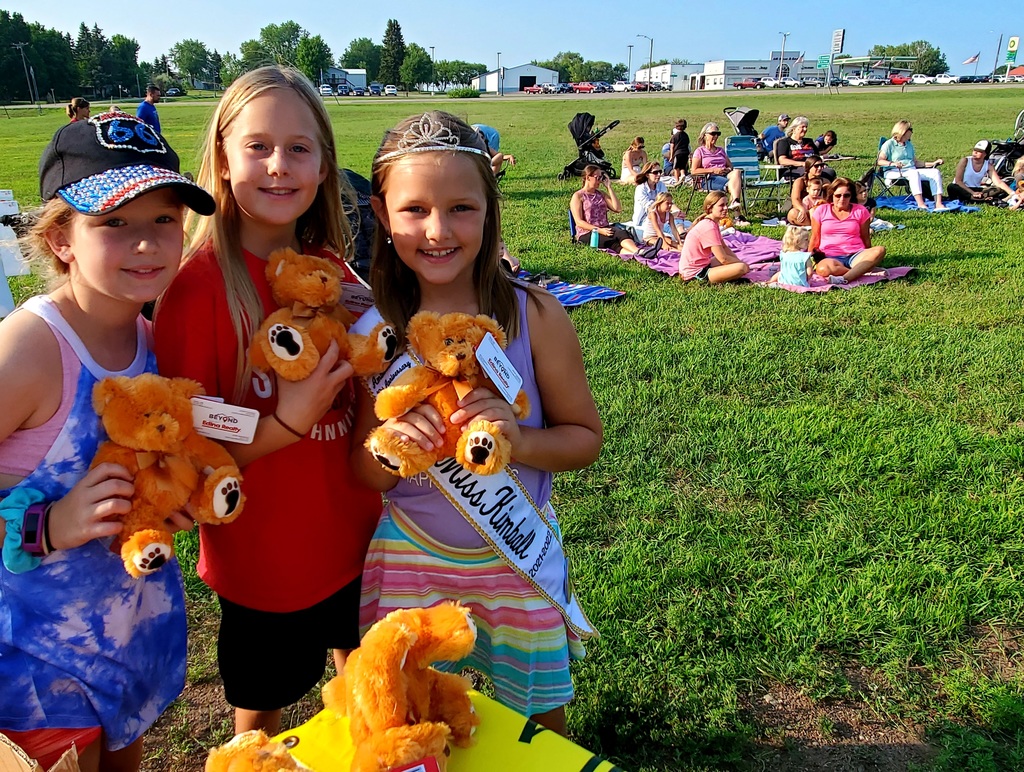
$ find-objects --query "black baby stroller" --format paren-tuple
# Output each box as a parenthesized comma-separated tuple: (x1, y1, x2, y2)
(988, 108, 1024, 179)
(722, 106, 760, 138)
(557, 112, 620, 180)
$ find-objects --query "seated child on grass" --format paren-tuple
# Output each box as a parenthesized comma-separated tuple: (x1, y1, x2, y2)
(769, 226, 813, 287)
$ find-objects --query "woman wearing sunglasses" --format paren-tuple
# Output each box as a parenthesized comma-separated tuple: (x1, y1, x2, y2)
(619, 136, 649, 184)
(787, 155, 828, 225)
(878, 120, 947, 211)
(690, 122, 743, 210)
(809, 177, 887, 285)
(632, 162, 669, 230)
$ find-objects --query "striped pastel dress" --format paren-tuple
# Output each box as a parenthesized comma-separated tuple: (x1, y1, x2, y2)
(359, 288, 585, 717)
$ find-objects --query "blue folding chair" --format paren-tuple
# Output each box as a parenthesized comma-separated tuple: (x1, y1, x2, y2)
(725, 135, 790, 212)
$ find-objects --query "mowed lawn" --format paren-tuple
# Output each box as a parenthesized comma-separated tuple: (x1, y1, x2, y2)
(3, 88, 1024, 771)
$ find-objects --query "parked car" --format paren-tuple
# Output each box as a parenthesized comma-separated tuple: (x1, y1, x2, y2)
(592, 81, 612, 93)
(889, 74, 911, 85)
(649, 81, 667, 91)
(165, 87, 181, 96)
(612, 80, 633, 92)
(523, 84, 544, 94)
(781, 77, 803, 88)
(911, 74, 935, 85)
(383, 84, 398, 96)
(760, 77, 784, 89)
(846, 76, 869, 86)
(828, 77, 845, 86)
(572, 82, 596, 93)
(318, 84, 333, 96)
(801, 78, 824, 88)
(733, 78, 764, 89)
(351, 86, 366, 96)
(935, 74, 960, 85)
(369, 84, 383, 95)
(335, 85, 350, 96)
(544, 82, 571, 93)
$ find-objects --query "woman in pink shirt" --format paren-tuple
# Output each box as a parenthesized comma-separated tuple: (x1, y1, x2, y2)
(677, 191, 749, 283)
(810, 177, 886, 284)
(690, 122, 744, 210)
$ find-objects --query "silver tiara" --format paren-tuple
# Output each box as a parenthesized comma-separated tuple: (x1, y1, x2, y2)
(376, 113, 490, 163)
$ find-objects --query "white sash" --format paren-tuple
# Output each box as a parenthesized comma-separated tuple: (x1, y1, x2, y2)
(354, 307, 598, 639)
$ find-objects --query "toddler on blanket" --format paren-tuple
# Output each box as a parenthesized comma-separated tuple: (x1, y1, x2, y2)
(769, 226, 812, 287)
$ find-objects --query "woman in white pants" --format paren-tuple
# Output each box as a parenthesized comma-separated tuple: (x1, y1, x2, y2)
(878, 119, 948, 210)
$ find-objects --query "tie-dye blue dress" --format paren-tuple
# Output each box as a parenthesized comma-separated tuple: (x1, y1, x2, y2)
(0, 297, 187, 750)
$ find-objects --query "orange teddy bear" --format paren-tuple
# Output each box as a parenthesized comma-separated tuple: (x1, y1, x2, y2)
(91, 374, 245, 577)
(366, 311, 530, 477)
(249, 248, 399, 381)
(322, 602, 480, 772)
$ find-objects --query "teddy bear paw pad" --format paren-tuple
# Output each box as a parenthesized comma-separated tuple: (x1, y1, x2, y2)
(378, 325, 400, 363)
(465, 432, 495, 465)
(268, 324, 303, 360)
(134, 544, 171, 574)
(215, 477, 242, 519)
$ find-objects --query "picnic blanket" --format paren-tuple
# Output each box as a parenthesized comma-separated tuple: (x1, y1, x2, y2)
(744, 265, 916, 292)
(611, 231, 782, 277)
(517, 270, 624, 306)
(875, 196, 979, 213)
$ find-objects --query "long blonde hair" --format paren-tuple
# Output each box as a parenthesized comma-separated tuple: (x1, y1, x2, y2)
(182, 65, 355, 401)
(23, 198, 76, 287)
(691, 190, 727, 226)
(370, 111, 521, 342)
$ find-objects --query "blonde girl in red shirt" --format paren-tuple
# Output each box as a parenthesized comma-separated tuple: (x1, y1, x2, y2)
(153, 65, 381, 736)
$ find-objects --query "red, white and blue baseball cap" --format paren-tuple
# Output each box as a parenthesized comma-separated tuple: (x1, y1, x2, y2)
(39, 110, 215, 216)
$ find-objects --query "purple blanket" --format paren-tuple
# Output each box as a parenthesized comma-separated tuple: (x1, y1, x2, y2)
(612, 231, 783, 277)
(743, 265, 916, 291)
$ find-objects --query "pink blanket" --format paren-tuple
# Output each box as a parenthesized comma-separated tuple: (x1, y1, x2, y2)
(745, 265, 916, 291)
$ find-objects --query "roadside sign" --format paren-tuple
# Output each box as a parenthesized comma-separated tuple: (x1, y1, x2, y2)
(831, 29, 845, 55)
(1007, 36, 1019, 64)
(817, 55, 831, 70)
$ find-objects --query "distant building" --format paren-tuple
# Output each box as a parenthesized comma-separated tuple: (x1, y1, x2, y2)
(323, 67, 367, 89)
(633, 63, 704, 91)
(472, 64, 558, 94)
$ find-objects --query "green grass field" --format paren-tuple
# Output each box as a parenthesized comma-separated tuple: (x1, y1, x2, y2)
(3, 88, 1024, 771)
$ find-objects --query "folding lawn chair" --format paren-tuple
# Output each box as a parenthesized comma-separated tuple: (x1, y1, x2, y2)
(725, 135, 790, 213)
(863, 137, 911, 199)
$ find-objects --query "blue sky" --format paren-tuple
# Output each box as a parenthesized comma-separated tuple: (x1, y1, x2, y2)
(3, 0, 1015, 76)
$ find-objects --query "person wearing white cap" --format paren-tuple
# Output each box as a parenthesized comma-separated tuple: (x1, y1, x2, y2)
(947, 139, 1017, 205)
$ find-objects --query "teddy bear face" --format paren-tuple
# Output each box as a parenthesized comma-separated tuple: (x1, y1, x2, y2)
(94, 375, 202, 452)
(267, 249, 343, 309)
(408, 313, 506, 380)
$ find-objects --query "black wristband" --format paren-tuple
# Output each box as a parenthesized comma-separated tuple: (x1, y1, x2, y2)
(42, 503, 55, 554)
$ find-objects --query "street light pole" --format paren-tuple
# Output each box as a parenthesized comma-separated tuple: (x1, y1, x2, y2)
(992, 32, 1003, 79)
(430, 46, 435, 95)
(637, 34, 653, 89)
(496, 52, 501, 96)
(778, 32, 790, 79)
(627, 44, 633, 81)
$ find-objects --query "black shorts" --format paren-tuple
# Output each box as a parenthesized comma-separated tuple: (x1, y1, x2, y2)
(217, 576, 362, 711)
(576, 224, 634, 250)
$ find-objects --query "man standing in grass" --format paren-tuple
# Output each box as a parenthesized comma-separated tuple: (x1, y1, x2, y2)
(137, 85, 161, 134)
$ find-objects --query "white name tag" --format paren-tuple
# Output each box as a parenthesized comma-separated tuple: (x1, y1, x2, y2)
(190, 396, 259, 445)
(340, 281, 374, 317)
(475, 333, 522, 405)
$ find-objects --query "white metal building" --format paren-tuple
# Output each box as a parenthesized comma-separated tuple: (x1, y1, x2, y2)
(472, 64, 559, 94)
(633, 63, 704, 91)
(693, 52, 819, 90)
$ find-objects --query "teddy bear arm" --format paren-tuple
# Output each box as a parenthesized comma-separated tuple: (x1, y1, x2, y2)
(513, 390, 531, 421)
(90, 442, 141, 475)
(183, 432, 237, 472)
(374, 368, 445, 420)
(427, 670, 479, 747)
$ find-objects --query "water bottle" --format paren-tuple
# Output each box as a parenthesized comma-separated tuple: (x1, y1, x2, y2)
(590, 229, 600, 247)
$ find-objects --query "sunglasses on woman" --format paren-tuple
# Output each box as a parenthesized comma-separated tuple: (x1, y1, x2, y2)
(709, 131, 721, 136)
(811, 162, 825, 168)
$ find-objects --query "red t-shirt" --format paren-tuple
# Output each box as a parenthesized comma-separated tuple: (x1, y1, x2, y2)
(153, 244, 382, 612)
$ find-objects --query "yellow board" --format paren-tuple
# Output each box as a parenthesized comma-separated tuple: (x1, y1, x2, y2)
(273, 691, 623, 772)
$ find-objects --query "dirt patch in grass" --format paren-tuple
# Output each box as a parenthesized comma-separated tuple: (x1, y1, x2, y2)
(742, 665, 936, 772)
(961, 623, 1023, 682)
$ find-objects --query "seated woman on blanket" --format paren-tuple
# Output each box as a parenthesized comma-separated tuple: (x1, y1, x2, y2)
(619, 137, 649, 184)
(643, 192, 685, 251)
(878, 120, 948, 211)
(946, 139, 1016, 205)
(677, 191, 748, 284)
(787, 155, 828, 225)
(632, 162, 669, 230)
(809, 177, 886, 285)
(571, 165, 658, 257)
(690, 122, 743, 210)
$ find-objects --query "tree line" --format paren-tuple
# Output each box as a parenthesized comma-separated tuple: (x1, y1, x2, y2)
(0, 9, 958, 103)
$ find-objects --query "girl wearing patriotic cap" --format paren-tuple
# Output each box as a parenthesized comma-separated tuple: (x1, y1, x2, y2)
(0, 111, 214, 770)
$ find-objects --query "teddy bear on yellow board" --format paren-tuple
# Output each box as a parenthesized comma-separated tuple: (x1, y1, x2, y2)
(205, 730, 300, 772)
(91, 374, 245, 577)
(249, 248, 399, 381)
(322, 602, 480, 772)
(366, 311, 530, 477)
